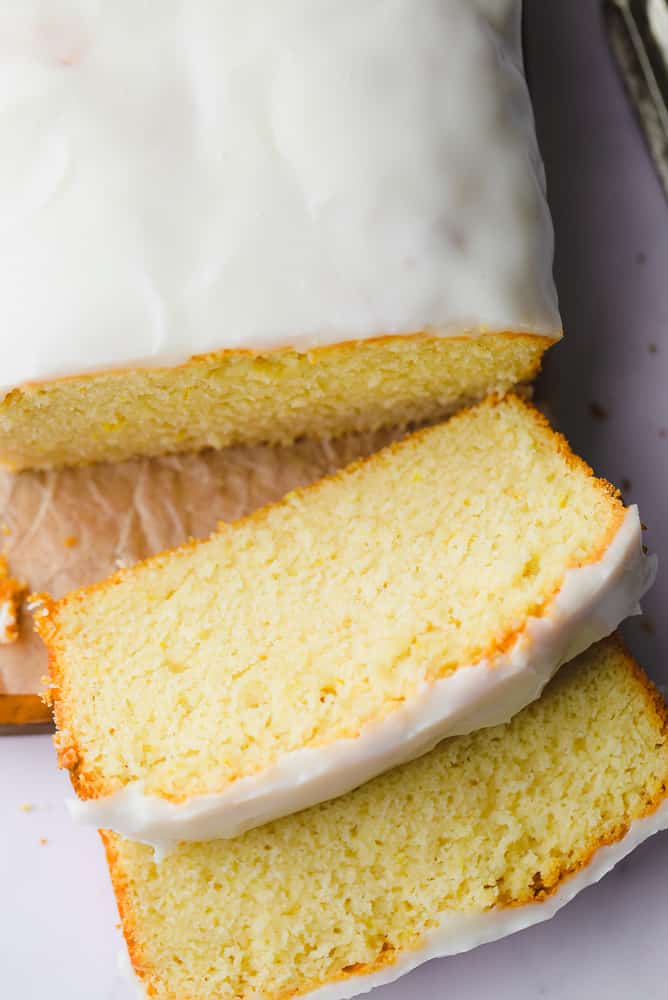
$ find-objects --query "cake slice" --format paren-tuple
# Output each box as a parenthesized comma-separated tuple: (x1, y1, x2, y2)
(105, 638, 668, 1000)
(0, 0, 559, 470)
(37, 396, 655, 848)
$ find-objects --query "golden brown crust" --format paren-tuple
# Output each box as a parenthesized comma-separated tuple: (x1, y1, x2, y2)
(2, 331, 557, 401)
(36, 394, 626, 804)
(32, 593, 90, 790)
(100, 831, 159, 999)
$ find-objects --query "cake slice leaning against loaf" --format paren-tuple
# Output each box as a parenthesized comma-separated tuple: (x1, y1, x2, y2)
(36, 396, 655, 851)
(105, 637, 668, 1000)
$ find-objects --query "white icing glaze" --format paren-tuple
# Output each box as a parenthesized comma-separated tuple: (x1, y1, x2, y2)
(69, 507, 656, 854)
(0, 0, 560, 399)
(292, 798, 668, 1000)
(117, 950, 147, 1000)
(0, 598, 17, 644)
(121, 798, 668, 1000)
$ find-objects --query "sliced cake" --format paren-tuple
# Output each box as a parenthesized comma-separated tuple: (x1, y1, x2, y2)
(0, 0, 559, 470)
(37, 396, 655, 848)
(105, 637, 668, 1000)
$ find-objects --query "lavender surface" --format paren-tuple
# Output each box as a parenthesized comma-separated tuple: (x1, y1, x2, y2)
(529, 0, 668, 688)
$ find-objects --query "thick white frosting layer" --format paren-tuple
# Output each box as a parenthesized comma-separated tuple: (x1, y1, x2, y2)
(0, 0, 559, 398)
(70, 507, 656, 854)
(120, 798, 668, 1000)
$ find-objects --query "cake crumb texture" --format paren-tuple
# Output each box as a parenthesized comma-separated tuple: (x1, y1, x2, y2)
(0, 335, 549, 470)
(39, 395, 626, 808)
(103, 638, 668, 1000)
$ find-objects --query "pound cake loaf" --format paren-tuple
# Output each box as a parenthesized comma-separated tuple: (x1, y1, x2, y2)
(105, 638, 668, 1000)
(0, 0, 559, 470)
(37, 396, 655, 849)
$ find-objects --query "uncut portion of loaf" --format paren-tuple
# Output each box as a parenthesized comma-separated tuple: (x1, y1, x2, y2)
(39, 395, 639, 839)
(105, 638, 668, 1000)
(0, 0, 560, 471)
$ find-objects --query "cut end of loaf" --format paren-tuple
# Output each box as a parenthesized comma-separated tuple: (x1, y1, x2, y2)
(0, 333, 553, 470)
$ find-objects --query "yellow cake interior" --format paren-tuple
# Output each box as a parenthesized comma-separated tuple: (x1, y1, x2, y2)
(103, 638, 668, 1000)
(0, 332, 552, 470)
(41, 395, 622, 804)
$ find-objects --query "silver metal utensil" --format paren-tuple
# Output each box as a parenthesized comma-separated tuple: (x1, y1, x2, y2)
(604, 0, 668, 196)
